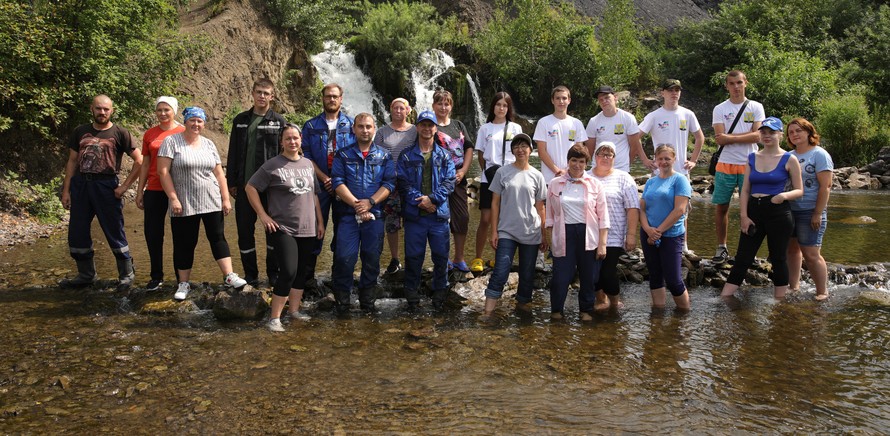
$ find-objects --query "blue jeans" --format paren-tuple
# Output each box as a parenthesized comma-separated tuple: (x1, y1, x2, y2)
(550, 223, 601, 313)
(332, 215, 385, 306)
(68, 175, 131, 261)
(484, 237, 538, 303)
(403, 215, 450, 304)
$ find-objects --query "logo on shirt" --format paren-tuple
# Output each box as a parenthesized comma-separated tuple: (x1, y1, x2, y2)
(657, 121, 670, 130)
(547, 129, 559, 139)
(679, 120, 688, 131)
(743, 111, 754, 123)
(722, 112, 736, 123)
(289, 177, 312, 195)
(505, 132, 515, 140)
(596, 126, 606, 135)
(613, 124, 625, 135)
(568, 130, 576, 141)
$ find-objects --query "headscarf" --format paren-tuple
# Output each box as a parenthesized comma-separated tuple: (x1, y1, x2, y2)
(155, 96, 179, 114)
(182, 106, 206, 122)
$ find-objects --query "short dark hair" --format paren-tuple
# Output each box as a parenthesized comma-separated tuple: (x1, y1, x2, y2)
(322, 83, 343, 97)
(551, 85, 571, 99)
(566, 143, 590, 163)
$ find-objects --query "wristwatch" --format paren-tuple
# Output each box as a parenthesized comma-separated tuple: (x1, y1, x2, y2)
(369, 198, 376, 206)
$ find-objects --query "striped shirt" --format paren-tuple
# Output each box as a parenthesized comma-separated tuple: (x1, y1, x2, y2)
(591, 168, 640, 247)
(158, 133, 223, 217)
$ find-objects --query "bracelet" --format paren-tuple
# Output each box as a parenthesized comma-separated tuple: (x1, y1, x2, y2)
(369, 197, 376, 206)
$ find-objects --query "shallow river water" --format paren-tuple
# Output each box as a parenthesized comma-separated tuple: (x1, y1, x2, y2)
(1, 180, 889, 432)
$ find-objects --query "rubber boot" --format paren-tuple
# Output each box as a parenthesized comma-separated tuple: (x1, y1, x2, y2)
(116, 258, 135, 292)
(60, 259, 96, 288)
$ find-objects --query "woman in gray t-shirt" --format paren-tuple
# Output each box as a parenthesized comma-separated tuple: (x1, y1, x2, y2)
(246, 124, 324, 332)
(481, 133, 547, 321)
(157, 106, 248, 301)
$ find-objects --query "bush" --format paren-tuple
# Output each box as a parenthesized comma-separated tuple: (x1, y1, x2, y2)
(0, 172, 65, 223)
(265, 0, 361, 53)
(815, 93, 886, 166)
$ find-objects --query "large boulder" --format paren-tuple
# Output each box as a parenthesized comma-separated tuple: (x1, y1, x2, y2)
(846, 173, 881, 190)
(211, 287, 271, 320)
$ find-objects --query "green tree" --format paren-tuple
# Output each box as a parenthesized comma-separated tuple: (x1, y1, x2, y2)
(596, 0, 650, 89)
(265, 0, 361, 53)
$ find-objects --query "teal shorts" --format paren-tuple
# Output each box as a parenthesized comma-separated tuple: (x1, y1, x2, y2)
(712, 172, 745, 205)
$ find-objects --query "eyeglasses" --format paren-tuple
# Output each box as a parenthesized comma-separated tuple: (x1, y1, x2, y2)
(254, 91, 273, 97)
(597, 153, 615, 158)
(323, 94, 342, 100)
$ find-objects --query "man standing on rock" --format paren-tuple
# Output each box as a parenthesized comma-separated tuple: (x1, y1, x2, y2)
(397, 110, 455, 313)
(302, 83, 356, 282)
(710, 70, 764, 264)
(227, 78, 286, 286)
(373, 98, 416, 276)
(584, 85, 654, 172)
(331, 113, 396, 314)
(639, 79, 704, 254)
(60, 95, 143, 291)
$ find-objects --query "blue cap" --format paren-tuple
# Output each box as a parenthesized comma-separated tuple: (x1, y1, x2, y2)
(760, 116, 783, 132)
(415, 110, 437, 125)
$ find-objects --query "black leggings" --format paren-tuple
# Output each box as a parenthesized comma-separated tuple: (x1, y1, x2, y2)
(727, 196, 793, 287)
(595, 246, 624, 296)
(170, 211, 231, 271)
(269, 231, 315, 297)
(143, 190, 169, 281)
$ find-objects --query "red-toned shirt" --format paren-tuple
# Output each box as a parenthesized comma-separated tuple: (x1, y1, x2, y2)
(142, 124, 185, 191)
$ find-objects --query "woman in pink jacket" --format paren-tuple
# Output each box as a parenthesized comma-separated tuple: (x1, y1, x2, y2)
(545, 144, 610, 321)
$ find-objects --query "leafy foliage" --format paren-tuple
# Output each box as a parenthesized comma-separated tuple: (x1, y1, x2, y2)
(0, 172, 65, 223)
(265, 0, 361, 53)
(816, 94, 889, 166)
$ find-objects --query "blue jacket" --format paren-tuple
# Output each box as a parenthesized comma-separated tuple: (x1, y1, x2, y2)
(396, 142, 456, 221)
(301, 112, 355, 176)
(330, 142, 396, 217)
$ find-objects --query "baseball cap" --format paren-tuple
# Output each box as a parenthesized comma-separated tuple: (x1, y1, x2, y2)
(511, 133, 534, 149)
(759, 116, 784, 132)
(415, 110, 437, 125)
(594, 86, 615, 97)
(662, 79, 682, 90)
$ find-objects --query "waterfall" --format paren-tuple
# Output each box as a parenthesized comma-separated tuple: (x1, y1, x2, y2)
(310, 41, 389, 122)
(410, 49, 455, 112)
(466, 73, 486, 129)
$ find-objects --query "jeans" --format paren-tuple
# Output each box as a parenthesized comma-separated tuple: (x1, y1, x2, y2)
(550, 223, 602, 313)
(307, 188, 340, 279)
(403, 215, 450, 304)
(331, 215, 385, 306)
(791, 209, 828, 247)
(68, 175, 131, 261)
(484, 237, 538, 303)
(727, 197, 793, 287)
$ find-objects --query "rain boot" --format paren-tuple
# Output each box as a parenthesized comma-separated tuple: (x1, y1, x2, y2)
(116, 257, 135, 292)
(60, 259, 96, 288)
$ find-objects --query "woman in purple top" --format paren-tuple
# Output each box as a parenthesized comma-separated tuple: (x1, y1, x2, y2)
(721, 117, 802, 300)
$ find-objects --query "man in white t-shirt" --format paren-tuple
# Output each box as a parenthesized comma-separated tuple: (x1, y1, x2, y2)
(639, 79, 704, 254)
(710, 70, 765, 264)
(584, 86, 653, 172)
(534, 86, 589, 185)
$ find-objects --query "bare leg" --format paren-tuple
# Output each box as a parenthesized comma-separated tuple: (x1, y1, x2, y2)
(453, 233, 468, 264)
(650, 287, 666, 309)
(483, 297, 497, 317)
(786, 238, 803, 291)
(474, 209, 491, 260)
(607, 294, 623, 310)
(178, 269, 192, 283)
(721, 282, 739, 298)
(715, 203, 730, 246)
(270, 294, 287, 319)
(216, 257, 234, 276)
(288, 289, 305, 315)
(387, 231, 400, 261)
(672, 290, 690, 311)
(773, 285, 788, 300)
(801, 245, 829, 300)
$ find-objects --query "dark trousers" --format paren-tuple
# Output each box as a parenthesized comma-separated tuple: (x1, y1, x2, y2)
(550, 223, 602, 313)
(727, 197, 793, 287)
(306, 188, 340, 279)
(68, 175, 131, 261)
(595, 246, 624, 296)
(403, 215, 450, 304)
(170, 211, 231, 271)
(268, 231, 315, 297)
(142, 189, 169, 281)
(640, 232, 686, 297)
(332, 215, 385, 307)
(235, 192, 278, 281)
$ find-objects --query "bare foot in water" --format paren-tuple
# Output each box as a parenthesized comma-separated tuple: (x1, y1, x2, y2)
(815, 293, 829, 301)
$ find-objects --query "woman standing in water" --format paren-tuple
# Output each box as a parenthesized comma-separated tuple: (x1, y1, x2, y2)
(545, 144, 609, 321)
(135, 97, 184, 290)
(481, 133, 547, 320)
(470, 92, 523, 273)
(640, 145, 692, 310)
(590, 141, 640, 311)
(157, 107, 247, 301)
(720, 117, 802, 300)
(785, 118, 834, 300)
(432, 90, 475, 273)
(246, 124, 324, 331)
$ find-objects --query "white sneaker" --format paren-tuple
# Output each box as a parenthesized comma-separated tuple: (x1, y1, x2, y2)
(289, 311, 311, 321)
(225, 272, 247, 288)
(535, 252, 550, 272)
(173, 282, 190, 301)
(267, 318, 285, 332)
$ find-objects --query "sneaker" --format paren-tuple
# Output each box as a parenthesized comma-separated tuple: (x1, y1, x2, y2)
(289, 311, 311, 321)
(173, 282, 190, 301)
(145, 279, 162, 291)
(711, 246, 729, 264)
(452, 261, 470, 273)
(535, 252, 550, 272)
(469, 258, 485, 273)
(267, 318, 285, 332)
(225, 272, 247, 288)
(385, 258, 402, 275)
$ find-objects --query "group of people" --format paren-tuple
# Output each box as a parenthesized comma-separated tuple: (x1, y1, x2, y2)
(60, 70, 834, 331)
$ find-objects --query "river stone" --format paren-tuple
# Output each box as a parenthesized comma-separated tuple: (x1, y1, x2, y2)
(211, 288, 271, 320)
(140, 299, 200, 315)
(452, 272, 518, 301)
(838, 216, 877, 224)
(846, 173, 881, 189)
(860, 290, 890, 306)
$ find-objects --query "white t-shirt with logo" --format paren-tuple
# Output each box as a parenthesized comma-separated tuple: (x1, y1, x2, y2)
(711, 99, 765, 165)
(585, 109, 640, 172)
(639, 106, 701, 175)
(533, 114, 588, 183)
(476, 121, 523, 183)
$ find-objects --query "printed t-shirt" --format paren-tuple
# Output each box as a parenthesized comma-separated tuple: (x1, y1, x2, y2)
(533, 114, 589, 183)
(69, 124, 136, 175)
(586, 109, 640, 172)
(248, 155, 317, 237)
(437, 120, 474, 169)
(639, 106, 700, 175)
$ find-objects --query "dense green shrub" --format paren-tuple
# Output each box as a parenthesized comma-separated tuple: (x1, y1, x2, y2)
(0, 172, 65, 223)
(843, 5, 890, 104)
(265, 0, 361, 53)
(596, 0, 650, 90)
(815, 94, 888, 166)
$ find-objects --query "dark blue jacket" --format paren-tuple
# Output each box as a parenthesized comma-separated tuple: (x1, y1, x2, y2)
(301, 112, 355, 176)
(396, 142, 456, 221)
(330, 142, 396, 217)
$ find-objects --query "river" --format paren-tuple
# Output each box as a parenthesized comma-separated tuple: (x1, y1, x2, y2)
(1, 172, 889, 432)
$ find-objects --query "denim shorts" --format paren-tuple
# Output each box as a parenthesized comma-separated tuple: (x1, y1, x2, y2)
(791, 209, 827, 247)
